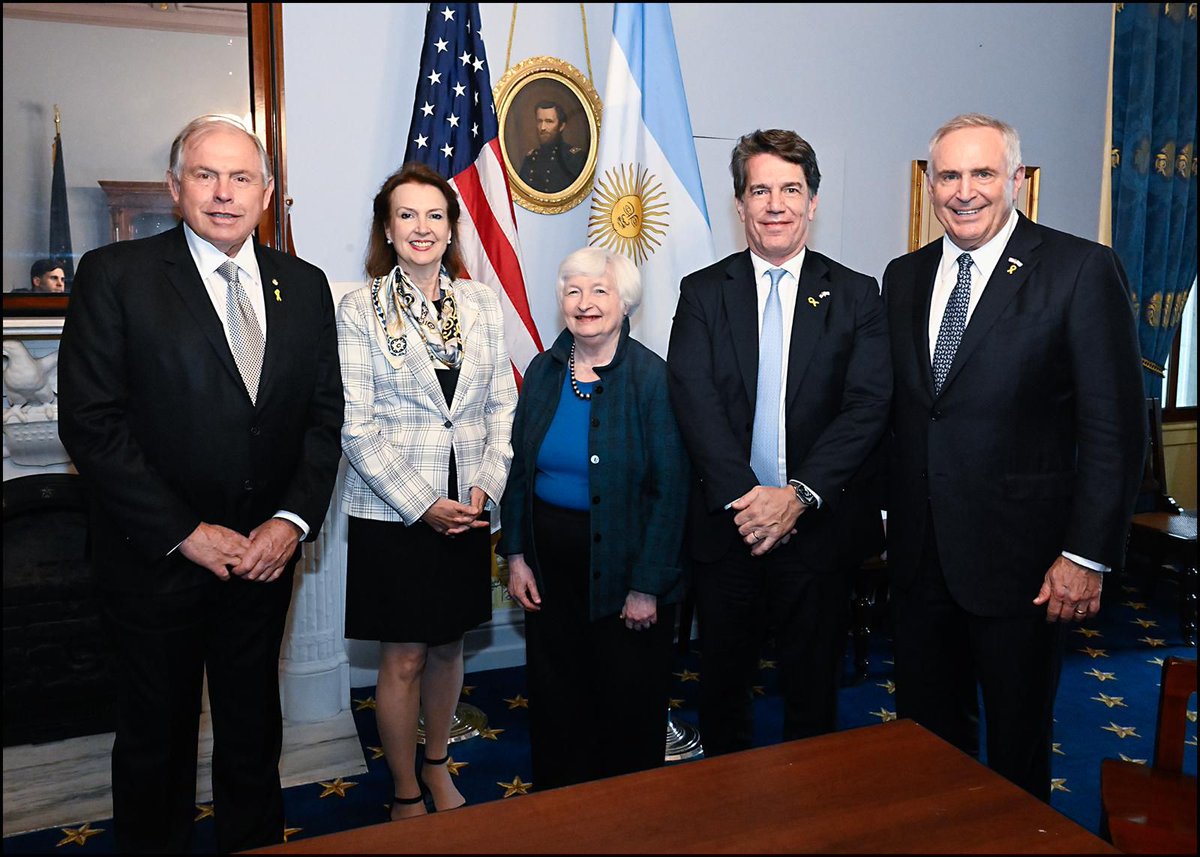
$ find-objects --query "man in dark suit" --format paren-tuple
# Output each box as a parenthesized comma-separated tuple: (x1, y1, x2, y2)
(883, 113, 1145, 801)
(57, 115, 344, 852)
(517, 101, 585, 194)
(667, 129, 891, 755)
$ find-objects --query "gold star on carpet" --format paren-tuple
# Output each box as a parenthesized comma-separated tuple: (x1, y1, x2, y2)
(1137, 636, 1166, 647)
(668, 697, 683, 710)
(461, 685, 476, 697)
(446, 758, 468, 775)
(1188, 710, 1197, 724)
(1050, 778, 1070, 793)
(759, 659, 777, 670)
(1052, 743, 1065, 755)
(1147, 656, 1165, 666)
(1101, 722, 1140, 739)
(1084, 668, 1117, 682)
(503, 694, 529, 709)
(497, 775, 532, 797)
(317, 777, 357, 798)
(478, 726, 505, 740)
(674, 668, 700, 682)
(1131, 618, 1158, 629)
(869, 708, 897, 722)
(1078, 646, 1109, 659)
(1092, 692, 1127, 708)
(1122, 601, 1147, 611)
(352, 696, 376, 711)
(57, 823, 103, 847)
(283, 826, 302, 843)
(194, 803, 214, 821)
(752, 685, 765, 696)
(367, 745, 385, 760)
(1118, 754, 1147, 764)
(1074, 627, 1102, 638)
(877, 679, 896, 694)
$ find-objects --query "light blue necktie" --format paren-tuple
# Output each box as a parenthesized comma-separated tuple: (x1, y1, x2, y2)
(931, 252, 972, 394)
(750, 267, 786, 487)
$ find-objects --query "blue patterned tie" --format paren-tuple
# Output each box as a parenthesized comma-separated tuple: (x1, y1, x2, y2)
(931, 252, 972, 394)
(751, 267, 786, 487)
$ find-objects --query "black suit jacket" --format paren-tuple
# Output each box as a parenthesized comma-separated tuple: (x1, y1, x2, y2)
(58, 225, 344, 593)
(883, 213, 1146, 616)
(667, 248, 892, 566)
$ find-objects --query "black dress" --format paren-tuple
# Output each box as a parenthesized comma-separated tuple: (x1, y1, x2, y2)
(344, 361, 492, 645)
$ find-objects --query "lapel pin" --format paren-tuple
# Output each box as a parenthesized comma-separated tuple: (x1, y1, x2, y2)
(807, 296, 820, 307)
(1006, 257, 1023, 275)
(818, 290, 830, 299)
(274, 288, 282, 302)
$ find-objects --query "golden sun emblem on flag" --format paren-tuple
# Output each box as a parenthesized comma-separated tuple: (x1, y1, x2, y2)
(588, 163, 669, 265)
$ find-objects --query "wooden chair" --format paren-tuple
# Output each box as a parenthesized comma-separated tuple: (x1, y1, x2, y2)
(1099, 656, 1197, 854)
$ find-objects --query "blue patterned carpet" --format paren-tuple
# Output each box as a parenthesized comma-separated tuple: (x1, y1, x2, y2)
(5, 573, 1195, 853)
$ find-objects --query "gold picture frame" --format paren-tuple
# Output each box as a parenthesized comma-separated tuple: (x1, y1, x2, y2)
(908, 160, 1041, 252)
(494, 56, 602, 215)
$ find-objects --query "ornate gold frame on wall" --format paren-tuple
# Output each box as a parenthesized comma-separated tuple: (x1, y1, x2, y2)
(494, 56, 602, 215)
(908, 160, 1041, 252)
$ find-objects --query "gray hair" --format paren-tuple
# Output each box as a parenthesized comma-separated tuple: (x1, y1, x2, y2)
(928, 113, 1023, 179)
(556, 247, 642, 316)
(169, 114, 273, 184)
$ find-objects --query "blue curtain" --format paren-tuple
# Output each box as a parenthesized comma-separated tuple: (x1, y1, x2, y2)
(1111, 2, 1197, 397)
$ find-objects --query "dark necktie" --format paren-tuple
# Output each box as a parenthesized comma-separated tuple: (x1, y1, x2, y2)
(750, 267, 786, 486)
(931, 252, 972, 394)
(218, 259, 264, 404)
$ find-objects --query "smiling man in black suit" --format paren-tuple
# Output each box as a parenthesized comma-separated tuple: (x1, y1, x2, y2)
(667, 129, 891, 755)
(883, 113, 1145, 801)
(58, 115, 343, 852)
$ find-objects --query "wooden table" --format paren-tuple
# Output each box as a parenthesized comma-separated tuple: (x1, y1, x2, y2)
(248, 720, 1114, 854)
(1131, 510, 1198, 645)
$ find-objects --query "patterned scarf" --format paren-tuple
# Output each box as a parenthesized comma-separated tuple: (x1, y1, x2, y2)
(370, 265, 463, 368)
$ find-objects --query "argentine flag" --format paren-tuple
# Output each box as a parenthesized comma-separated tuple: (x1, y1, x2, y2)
(588, 3, 715, 358)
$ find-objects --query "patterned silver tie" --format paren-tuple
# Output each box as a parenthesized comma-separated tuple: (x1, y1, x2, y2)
(218, 259, 264, 403)
(931, 252, 973, 395)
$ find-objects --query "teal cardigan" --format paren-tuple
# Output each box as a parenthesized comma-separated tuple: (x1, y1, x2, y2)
(498, 321, 689, 621)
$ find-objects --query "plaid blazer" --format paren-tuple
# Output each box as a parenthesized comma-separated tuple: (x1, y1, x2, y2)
(337, 279, 517, 524)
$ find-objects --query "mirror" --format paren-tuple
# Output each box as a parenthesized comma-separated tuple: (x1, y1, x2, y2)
(2, 2, 287, 317)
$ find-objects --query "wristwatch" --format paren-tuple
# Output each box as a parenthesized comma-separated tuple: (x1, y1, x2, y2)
(788, 479, 817, 507)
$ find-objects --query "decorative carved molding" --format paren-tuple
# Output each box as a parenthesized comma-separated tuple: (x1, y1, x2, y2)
(2, 3, 247, 37)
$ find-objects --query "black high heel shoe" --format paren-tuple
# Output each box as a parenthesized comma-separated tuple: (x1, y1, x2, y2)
(389, 793, 426, 820)
(420, 754, 466, 811)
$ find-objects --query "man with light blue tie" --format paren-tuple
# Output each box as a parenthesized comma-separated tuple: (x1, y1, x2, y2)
(667, 129, 892, 755)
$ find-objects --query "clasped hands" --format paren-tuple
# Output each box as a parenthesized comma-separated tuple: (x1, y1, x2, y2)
(421, 486, 490, 536)
(731, 485, 804, 557)
(180, 517, 301, 583)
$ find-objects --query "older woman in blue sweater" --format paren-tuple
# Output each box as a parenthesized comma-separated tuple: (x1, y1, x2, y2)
(500, 247, 690, 790)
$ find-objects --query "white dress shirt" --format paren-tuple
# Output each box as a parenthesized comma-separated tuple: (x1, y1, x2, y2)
(747, 249, 822, 507)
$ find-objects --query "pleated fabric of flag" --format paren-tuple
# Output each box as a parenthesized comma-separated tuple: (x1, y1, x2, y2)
(588, 2, 715, 358)
(403, 2, 543, 377)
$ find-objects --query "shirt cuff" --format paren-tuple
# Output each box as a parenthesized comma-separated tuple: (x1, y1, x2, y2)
(1062, 551, 1109, 573)
(274, 511, 310, 541)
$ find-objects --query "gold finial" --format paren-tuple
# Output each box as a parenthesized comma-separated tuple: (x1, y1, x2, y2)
(54, 104, 61, 136)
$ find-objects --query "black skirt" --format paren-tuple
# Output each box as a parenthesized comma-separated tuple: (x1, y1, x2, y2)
(344, 514, 492, 645)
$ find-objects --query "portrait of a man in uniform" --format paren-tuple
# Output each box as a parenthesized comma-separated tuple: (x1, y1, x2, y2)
(517, 101, 585, 194)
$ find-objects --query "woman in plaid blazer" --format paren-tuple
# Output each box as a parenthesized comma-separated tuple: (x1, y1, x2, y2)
(499, 247, 690, 790)
(337, 163, 516, 818)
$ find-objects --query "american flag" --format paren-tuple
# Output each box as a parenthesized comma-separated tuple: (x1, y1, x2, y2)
(404, 2, 542, 376)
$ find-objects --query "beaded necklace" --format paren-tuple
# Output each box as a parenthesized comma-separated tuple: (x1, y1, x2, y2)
(568, 341, 593, 401)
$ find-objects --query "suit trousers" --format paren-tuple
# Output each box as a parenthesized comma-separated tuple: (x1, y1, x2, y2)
(694, 540, 848, 756)
(891, 518, 1064, 802)
(102, 567, 295, 852)
(525, 499, 676, 790)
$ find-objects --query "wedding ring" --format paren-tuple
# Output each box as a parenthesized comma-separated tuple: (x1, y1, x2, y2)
(1073, 607, 1086, 614)
(750, 532, 760, 543)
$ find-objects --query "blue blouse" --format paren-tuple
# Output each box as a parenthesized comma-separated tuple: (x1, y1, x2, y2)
(533, 372, 594, 511)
